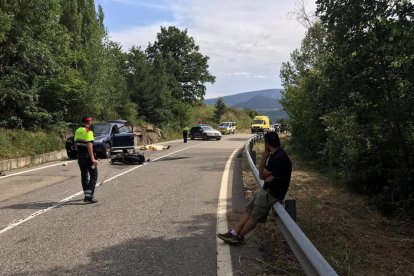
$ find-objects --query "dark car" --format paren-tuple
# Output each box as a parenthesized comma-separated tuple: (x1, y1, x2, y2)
(66, 120, 135, 159)
(189, 125, 222, 140)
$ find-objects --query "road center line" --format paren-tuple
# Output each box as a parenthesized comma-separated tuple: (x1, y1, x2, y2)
(0, 143, 201, 235)
(217, 149, 239, 276)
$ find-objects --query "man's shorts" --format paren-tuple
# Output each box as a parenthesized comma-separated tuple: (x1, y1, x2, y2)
(246, 189, 279, 223)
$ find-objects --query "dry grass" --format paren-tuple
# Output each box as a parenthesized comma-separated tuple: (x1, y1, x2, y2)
(238, 139, 414, 276)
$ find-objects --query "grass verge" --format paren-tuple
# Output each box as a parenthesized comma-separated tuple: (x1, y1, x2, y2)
(0, 128, 64, 160)
(239, 137, 414, 275)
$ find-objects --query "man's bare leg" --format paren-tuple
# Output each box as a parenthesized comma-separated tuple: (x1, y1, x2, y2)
(233, 211, 251, 233)
(238, 219, 257, 237)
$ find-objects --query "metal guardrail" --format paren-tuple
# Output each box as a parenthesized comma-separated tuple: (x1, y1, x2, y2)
(245, 135, 338, 276)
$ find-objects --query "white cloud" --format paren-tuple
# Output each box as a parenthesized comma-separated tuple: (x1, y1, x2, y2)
(109, 0, 317, 97)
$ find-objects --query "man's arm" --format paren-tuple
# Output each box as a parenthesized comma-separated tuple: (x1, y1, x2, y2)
(259, 144, 272, 180)
(87, 142, 98, 167)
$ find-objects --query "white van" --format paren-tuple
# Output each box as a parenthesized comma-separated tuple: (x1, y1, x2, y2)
(218, 121, 236, 134)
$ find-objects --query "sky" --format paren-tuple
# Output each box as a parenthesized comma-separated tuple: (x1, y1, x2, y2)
(95, 0, 316, 99)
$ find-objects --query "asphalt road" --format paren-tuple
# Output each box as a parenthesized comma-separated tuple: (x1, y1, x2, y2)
(0, 134, 252, 275)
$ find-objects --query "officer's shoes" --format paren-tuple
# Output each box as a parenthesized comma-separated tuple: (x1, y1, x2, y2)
(84, 197, 98, 204)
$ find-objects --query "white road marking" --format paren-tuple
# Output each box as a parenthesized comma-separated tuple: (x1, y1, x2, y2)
(0, 161, 77, 179)
(0, 143, 201, 235)
(217, 149, 238, 276)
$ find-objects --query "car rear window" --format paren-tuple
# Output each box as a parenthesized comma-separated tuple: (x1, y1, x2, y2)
(92, 124, 111, 135)
(201, 126, 214, 131)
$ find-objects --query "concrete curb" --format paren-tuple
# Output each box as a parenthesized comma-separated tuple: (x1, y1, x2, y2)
(0, 149, 67, 172)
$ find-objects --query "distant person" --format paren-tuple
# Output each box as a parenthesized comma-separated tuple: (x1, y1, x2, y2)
(74, 115, 99, 203)
(217, 132, 292, 244)
(182, 126, 189, 143)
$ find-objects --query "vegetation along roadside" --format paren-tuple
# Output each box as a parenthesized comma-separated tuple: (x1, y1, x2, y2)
(237, 137, 414, 275)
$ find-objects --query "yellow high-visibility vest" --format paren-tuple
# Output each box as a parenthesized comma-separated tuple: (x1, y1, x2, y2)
(74, 127, 94, 152)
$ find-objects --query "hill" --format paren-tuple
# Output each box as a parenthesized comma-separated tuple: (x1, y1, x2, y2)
(204, 88, 282, 106)
(205, 88, 287, 123)
(234, 95, 282, 109)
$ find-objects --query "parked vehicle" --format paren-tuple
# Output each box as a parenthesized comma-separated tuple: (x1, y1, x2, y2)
(190, 125, 222, 140)
(250, 115, 270, 133)
(66, 120, 135, 159)
(218, 121, 236, 134)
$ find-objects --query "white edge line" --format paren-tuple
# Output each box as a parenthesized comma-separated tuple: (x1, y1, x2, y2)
(0, 143, 202, 235)
(0, 160, 77, 179)
(217, 149, 238, 276)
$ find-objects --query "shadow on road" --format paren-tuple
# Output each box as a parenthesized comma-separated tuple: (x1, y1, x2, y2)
(156, 156, 190, 161)
(1, 199, 87, 209)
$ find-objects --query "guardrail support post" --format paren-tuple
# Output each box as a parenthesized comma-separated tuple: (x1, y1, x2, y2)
(251, 151, 257, 165)
(285, 199, 296, 222)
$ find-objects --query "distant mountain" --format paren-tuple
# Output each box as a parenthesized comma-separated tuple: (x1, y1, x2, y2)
(205, 88, 287, 122)
(204, 88, 282, 106)
(234, 95, 282, 110)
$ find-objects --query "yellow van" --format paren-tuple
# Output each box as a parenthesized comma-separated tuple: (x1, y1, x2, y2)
(250, 116, 270, 133)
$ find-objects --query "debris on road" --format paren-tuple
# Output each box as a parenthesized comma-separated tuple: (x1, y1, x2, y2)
(139, 145, 170, 151)
(110, 153, 146, 165)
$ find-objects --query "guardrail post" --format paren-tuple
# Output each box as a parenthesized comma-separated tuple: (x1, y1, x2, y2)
(251, 151, 257, 165)
(285, 199, 296, 222)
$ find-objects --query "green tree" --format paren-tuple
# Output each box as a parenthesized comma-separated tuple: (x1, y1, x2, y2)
(214, 97, 227, 123)
(146, 26, 216, 103)
(60, 0, 107, 121)
(280, 22, 328, 158)
(126, 47, 173, 126)
(282, 0, 414, 217)
(0, 0, 73, 129)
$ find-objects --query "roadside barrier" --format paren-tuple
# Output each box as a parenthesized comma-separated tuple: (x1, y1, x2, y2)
(246, 135, 338, 276)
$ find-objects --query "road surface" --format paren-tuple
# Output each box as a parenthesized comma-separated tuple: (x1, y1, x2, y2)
(0, 134, 253, 275)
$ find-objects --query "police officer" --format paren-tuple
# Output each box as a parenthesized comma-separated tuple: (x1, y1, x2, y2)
(182, 126, 189, 143)
(75, 115, 99, 203)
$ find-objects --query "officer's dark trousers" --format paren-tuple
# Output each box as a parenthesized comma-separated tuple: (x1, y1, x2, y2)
(183, 130, 188, 143)
(78, 155, 98, 199)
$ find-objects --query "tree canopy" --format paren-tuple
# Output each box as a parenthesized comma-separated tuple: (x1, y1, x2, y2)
(214, 97, 227, 123)
(281, 0, 414, 217)
(146, 26, 216, 103)
(0, 2, 215, 130)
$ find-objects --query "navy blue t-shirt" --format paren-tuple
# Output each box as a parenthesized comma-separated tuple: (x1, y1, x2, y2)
(263, 148, 292, 200)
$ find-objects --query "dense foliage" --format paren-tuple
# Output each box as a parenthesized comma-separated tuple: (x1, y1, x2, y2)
(214, 97, 227, 123)
(280, 0, 414, 217)
(0, 0, 215, 130)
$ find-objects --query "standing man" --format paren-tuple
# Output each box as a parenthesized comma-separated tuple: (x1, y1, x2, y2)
(74, 115, 99, 203)
(217, 132, 292, 244)
(182, 126, 189, 143)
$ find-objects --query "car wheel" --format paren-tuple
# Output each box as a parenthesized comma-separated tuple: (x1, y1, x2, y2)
(67, 151, 77, 159)
(216, 138, 221, 140)
(101, 143, 111, 159)
(190, 134, 195, 140)
(203, 134, 208, 140)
